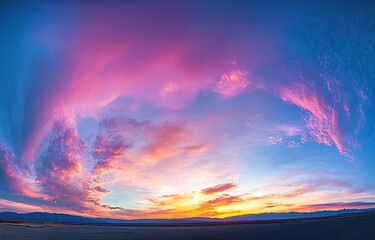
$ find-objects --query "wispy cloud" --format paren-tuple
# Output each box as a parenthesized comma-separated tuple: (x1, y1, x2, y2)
(278, 81, 349, 157)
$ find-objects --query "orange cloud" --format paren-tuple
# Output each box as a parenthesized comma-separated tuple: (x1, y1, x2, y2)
(201, 183, 238, 195)
(202, 194, 244, 207)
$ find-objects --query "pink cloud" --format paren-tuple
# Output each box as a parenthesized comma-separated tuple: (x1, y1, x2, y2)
(99, 117, 213, 163)
(215, 70, 250, 97)
(81, 133, 132, 210)
(0, 140, 42, 199)
(278, 82, 349, 157)
(141, 121, 186, 162)
(0, 199, 44, 213)
(32, 120, 132, 212)
(35, 121, 87, 210)
(92, 134, 131, 174)
(96, 118, 212, 164)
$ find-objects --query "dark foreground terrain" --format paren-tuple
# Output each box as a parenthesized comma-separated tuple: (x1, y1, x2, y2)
(1, 213, 374, 240)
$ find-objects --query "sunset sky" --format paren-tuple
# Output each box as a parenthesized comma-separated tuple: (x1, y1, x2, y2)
(0, 1, 374, 219)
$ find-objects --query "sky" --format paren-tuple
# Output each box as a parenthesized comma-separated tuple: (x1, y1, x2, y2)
(0, 0, 374, 219)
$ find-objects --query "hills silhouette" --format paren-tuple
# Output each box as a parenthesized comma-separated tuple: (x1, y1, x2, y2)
(1, 208, 374, 224)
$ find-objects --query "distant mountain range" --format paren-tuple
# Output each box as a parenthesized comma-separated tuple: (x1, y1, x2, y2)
(1, 208, 374, 224)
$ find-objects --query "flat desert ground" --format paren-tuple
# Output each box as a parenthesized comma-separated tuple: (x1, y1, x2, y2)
(1, 213, 374, 240)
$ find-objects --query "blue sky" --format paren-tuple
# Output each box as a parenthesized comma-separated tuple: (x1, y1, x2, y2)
(0, 1, 374, 219)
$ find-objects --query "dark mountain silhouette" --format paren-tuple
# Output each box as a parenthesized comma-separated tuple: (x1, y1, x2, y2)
(1, 208, 374, 224)
(223, 208, 375, 221)
(0, 212, 106, 223)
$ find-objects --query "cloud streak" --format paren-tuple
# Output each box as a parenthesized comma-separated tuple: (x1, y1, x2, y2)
(279, 81, 347, 156)
(201, 183, 238, 195)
